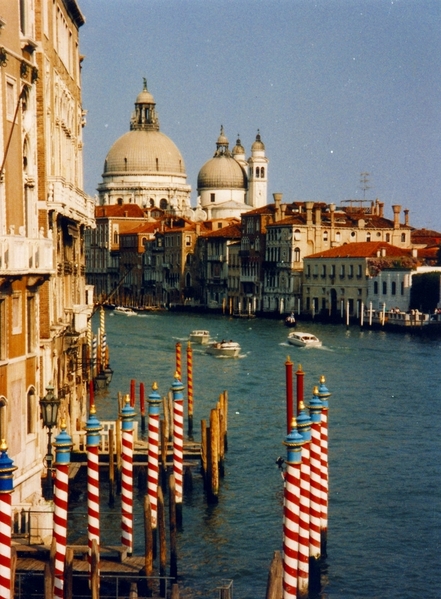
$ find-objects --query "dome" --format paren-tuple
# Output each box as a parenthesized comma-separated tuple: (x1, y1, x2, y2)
(251, 131, 265, 152)
(103, 129, 186, 175)
(135, 89, 155, 105)
(232, 138, 245, 155)
(197, 154, 247, 190)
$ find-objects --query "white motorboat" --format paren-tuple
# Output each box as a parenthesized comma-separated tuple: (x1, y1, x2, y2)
(287, 331, 322, 348)
(189, 330, 210, 344)
(206, 340, 241, 357)
(114, 306, 137, 316)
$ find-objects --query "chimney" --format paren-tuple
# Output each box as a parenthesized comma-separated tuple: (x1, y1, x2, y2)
(315, 206, 321, 227)
(378, 201, 384, 218)
(281, 204, 286, 219)
(392, 205, 401, 229)
(404, 209, 409, 226)
(306, 201, 314, 226)
(330, 203, 335, 228)
(412, 248, 418, 258)
(273, 193, 283, 222)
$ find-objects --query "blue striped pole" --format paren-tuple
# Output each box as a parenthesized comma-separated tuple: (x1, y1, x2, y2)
(282, 419, 304, 599)
(296, 401, 311, 598)
(307, 387, 323, 593)
(318, 375, 331, 557)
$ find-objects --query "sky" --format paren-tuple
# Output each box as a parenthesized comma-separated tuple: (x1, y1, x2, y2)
(78, 0, 441, 231)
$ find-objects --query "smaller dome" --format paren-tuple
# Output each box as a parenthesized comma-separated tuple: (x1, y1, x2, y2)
(251, 130, 265, 151)
(232, 137, 245, 155)
(136, 89, 155, 105)
(216, 125, 229, 147)
(197, 155, 247, 190)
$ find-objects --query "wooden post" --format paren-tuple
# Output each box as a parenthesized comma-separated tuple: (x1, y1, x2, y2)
(200, 419, 207, 483)
(162, 397, 170, 443)
(169, 474, 178, 580)
(116, 418, 122, 495)
(171, 583, 180, 599)
(44, 562, 54, 599)
(108, 427, 115, 507)
(10, 546, 16, 599)
(64, 547, 73, 599)
(90, 539, 100, 599)
(265, 550, 283, 599)
(158, 486, 167, 598)
(209, 408, 219, 503)
(144, 495, 153, 598)
(223, 390, 229, 452)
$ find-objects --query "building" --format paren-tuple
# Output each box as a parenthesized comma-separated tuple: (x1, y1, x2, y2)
(197, 128, 268, 220)
(97, 80, 192, 215)
(0, 0, 93, 524)
(303, 242, 415, 318)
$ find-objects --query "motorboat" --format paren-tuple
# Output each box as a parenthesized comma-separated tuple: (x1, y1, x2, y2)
(206, 340, 241, 358)
(114, 306, 137, 316)
(284, 313, 297, 327)
(287, 331, 322, 348)
(189, 330, 210, 344)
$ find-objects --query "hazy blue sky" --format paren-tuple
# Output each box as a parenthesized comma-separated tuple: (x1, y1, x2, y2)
(78, 0, 441, 231)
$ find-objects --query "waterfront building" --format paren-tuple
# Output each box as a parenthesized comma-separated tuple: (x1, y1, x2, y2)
(0, 0, 93, 521)
(261, 198, 413, 314)
(303, 241, 416, 318)
(197, 128, 268, 219)
(197, 222, 242, 310)
(97, 80, 192, 215)
(86, 204, 163, 303)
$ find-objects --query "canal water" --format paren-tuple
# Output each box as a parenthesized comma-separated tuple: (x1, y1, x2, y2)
(73, 310, 441, 599)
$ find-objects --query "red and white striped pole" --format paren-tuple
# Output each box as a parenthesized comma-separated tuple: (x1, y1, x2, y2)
(171, 373, 184, 525)
(296, 400, 311, 598)
(186, 342, 194, 437)
(0, 441, 16, 599)
(175, 342, 181, 380)
(120, 394, 136, 555)
(84, 404, 102, 573)
(147, 382, 162, 529)
(318, 375, 331, 558)
(282, 420, 304, 599)
(307, 387, 323, 593)
(53, 421, 73, 599)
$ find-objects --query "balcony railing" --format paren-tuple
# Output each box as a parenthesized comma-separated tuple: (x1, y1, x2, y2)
(0, 234, 53, 275)
(47, 176, 95, 225)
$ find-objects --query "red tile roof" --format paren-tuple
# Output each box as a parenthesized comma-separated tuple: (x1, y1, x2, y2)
(306, 241, 412, 259)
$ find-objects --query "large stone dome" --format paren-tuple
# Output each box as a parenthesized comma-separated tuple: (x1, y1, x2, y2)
(197, 154, 247, 190)
(103, 129, 186, 176)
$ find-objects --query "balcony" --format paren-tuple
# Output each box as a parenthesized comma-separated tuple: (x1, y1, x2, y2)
(0, 234, 53, 275)
(46, 177, 95, 226)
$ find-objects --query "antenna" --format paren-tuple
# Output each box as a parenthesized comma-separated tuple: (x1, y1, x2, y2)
(359, 172, 371, 200)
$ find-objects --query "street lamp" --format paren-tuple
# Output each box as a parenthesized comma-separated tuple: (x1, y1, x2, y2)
(40, 385, 60, 500)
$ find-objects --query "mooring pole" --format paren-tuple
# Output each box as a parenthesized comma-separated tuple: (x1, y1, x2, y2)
(175, 342, 181, 379)
(307, 387, 323, 593)
(147, 383, 162, 534)
(171, 373, 184, 527)
(121, 394, 136, 555)
(186, 342, 194, 437)
(53, 421, 73, 599)
(318, 375, 331, 558)
(282, 419, 304, 599)
(296, 401, 311, 598)
(84, 404, 102, 576)
(285, 356, 293, 434)
(0, 441, 16, 599)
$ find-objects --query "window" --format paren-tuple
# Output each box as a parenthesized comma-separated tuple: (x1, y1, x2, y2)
(6, 80, 15, 121)
(374, 281, 378, 294)
(160, 199, 168, 210)
(336, 232, 341, 242)
(340, 265, 345, 277)
(330, 264, 336, 277)
(294, 248, 300, 262)
(401, 281, 404, 295)
(391, 281, 396, 295)
(323, 230, 328, 242)
(357, 264, 362, 277)
(401, 233, 406, 243)
(349, 264, 354, 277)
(386, 233, 390, 242)
(382, 281, 387, 294)
(211, 193, 215, 203)
(185, 235, 191, 247)
(261, 167, 265, 178)
(321, 264, 326, 277)
(27, 295, 36, 353)
(256, 167, 260, 178)
(27, 387, 36, 434)
(12, 293, 22, 335)
(366, 232, 371, 242)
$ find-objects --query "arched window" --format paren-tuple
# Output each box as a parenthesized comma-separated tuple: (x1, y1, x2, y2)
(261, 167, 265, 178)
(27, 387, 36, 434)
(294, 229, 301, 241)
(294, 247, 300, 262)
(117, 197, 123, 205)
(256, 167, 260, 178)
(149, 198, 155, 207)
(323, 230, 328, 242)
(366, 232, 371, 242)
(160, 199, 168, 210)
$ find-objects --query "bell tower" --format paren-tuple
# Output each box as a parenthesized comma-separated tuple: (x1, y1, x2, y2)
(247, 130, 268, 208)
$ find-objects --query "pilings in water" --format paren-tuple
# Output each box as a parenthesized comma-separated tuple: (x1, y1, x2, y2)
(270, 365, 332, 599)
(121, 394, 136, 555)
(200, 391, 228, 503)
(0, 441, 16, 599)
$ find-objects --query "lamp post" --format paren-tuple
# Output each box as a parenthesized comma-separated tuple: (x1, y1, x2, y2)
(40, 385, 60, 500)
